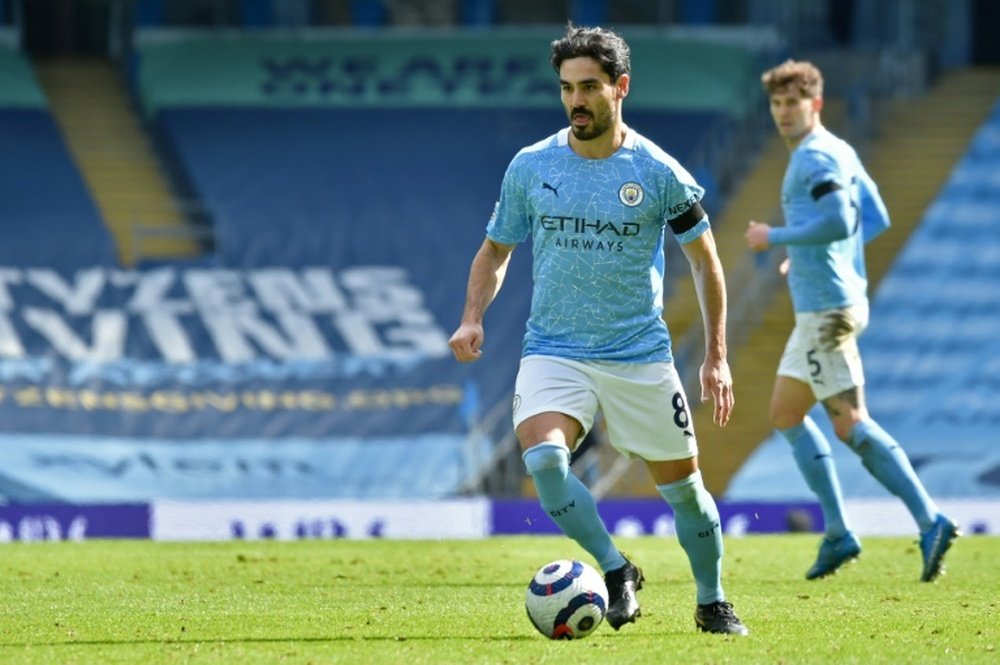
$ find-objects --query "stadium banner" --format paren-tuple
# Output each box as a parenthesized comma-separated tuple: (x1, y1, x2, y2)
(2, 498, 998, 542)
(0, 264, 510, 502)
(0, 503, 150, 542)
(0, 265, 467, 440)
(151, 498, 491, 540)
(134, 29, 759, 113)
(0, 433, 485, 502)
(492, 498, 823, 537)
(493, 498, 1000, 537)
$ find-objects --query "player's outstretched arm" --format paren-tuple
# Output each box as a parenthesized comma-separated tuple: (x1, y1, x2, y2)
(680, 229, 733, 427)
(449, 238, 515, 363)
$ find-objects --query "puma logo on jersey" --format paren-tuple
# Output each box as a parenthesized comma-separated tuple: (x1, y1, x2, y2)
(542, 182, 560, 197)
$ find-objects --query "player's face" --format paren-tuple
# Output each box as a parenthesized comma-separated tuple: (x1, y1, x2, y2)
(559, 57, 626, 141)
(769, 90, 821, 144)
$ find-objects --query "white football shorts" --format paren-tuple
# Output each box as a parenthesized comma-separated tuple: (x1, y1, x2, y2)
(777, 303, 869, 400)
(512, 355, 698, 461)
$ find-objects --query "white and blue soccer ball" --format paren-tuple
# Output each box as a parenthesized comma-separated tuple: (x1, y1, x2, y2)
(525, 559, 609, 639)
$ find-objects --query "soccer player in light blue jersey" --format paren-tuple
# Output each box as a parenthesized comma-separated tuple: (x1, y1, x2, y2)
(449, 25, 747, 636)
(745, 59, 958, 582)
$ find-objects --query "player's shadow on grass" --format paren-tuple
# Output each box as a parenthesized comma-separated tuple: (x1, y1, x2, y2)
(6, 626, 690, 648)
(5, 635, 546, 647)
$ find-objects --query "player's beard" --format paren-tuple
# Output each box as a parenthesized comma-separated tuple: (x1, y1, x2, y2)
(568, 104, 614, 142)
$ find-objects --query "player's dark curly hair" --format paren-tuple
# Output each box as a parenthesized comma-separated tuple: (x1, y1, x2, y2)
(550, 24, 631, 82)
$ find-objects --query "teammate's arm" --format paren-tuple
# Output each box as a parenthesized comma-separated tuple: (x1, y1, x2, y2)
(746, 181, 854, 251)
(679, 227, 734, 427)
(768, 185, 854, 245)
(449, 238, 515, 363)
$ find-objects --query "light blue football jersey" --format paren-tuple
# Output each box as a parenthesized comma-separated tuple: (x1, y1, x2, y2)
(778, 126, 889, 313)
(486, 127, 707, 362)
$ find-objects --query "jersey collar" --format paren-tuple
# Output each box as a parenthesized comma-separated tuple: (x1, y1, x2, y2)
(557, 127, 636, 152)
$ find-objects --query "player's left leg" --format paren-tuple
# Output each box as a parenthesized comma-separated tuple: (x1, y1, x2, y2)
(824, 388, 937, 532)
(824, 387, 959, 581)
(649, 460, 748, 635)
(650, 461, 723, 605)
(597, 361, 746, 634)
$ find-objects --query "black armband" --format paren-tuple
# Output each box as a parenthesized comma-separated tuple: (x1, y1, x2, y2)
(810, 180, 843, 200)
(668, 201, 705, 234)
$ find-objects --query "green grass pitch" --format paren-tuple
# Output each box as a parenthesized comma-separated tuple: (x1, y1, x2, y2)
(1, 535, 997, 663)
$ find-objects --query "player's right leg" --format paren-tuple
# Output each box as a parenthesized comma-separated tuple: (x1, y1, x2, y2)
(773, 330, 859, 579)
(519, 415, 625, 567)
(518, 424, 638, 628)
(600, 554, 644, 630)
(514, 357, 632, 604)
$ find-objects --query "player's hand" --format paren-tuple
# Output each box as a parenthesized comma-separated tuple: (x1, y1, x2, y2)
(449, 322, 485, 363)
(700, 357, 734, 427)
(745, 221, 771, 252)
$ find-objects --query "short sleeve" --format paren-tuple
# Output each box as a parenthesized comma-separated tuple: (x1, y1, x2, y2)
(800, 149, 844, 194)
(486, 156, 531, 245)
(664, 160, 705, 222)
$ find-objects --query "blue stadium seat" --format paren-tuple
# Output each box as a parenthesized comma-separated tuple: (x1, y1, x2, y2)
(0, 109, 116, 267)
(856, 103, 1000, 498)
(155, 106, 723, 268)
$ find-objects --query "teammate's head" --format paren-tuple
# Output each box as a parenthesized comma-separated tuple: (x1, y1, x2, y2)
(550, 24, 631, 82)
(761, 60, 823, 146)
(761, 59, 824, 100)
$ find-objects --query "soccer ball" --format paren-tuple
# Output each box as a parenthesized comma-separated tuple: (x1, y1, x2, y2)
(525, 559, 609, 639)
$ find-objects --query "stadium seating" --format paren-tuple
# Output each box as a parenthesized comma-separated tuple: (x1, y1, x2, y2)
(154, 107, 722, 267)
(0, 108, 117, 267)
(0, 47, 116, 267)
(856, 99, 1000, 498)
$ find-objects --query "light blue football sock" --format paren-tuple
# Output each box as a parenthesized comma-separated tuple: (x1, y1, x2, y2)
(780, 417, 850, 539)
(522, 443, 626, 573)
(846, 419, 938, 532)
(657, 470, 724, 605)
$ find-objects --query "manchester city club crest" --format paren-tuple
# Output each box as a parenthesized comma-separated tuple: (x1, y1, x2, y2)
(618, 182, 644, 207)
